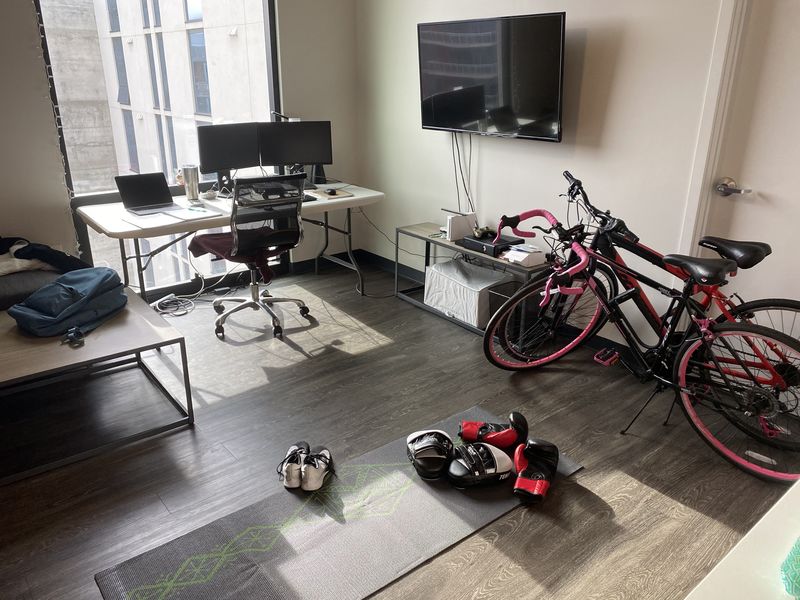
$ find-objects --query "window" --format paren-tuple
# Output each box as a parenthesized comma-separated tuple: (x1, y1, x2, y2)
(112, 37, 130, 105)
(107, 0, 120, 32)
(153, 0, 161, 27)
(38, 0, 279, 292)
(145, 35, 159, 108)
(185, 0, 202, 22)
(122, 110, 139, 173)
(155, 116, 168, 176)
(141, 0, 150, 28)
(188, 30, 211, 115)
(156, 33, 171, 110)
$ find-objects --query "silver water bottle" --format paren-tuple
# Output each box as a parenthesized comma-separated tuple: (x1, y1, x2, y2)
(182, 164, 200, 203)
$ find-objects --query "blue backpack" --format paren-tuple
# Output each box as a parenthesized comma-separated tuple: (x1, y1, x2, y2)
(8, 267, 128, 337)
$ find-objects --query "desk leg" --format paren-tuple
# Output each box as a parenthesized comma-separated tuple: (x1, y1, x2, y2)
(315, 211, 330, 275)
(180, 338, 194, 425)
(345, 208, 364, 296)
(394, 228, 400, 296)
(133, 238, 147, 301)
(119, 239, 130, 287)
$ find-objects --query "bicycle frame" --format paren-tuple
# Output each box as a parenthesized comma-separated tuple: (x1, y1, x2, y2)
(591, 230, 742, 335)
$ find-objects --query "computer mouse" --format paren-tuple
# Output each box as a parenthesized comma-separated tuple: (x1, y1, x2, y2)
(326, 188, 338, 195)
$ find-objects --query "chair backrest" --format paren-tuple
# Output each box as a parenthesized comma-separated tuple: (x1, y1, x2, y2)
(230, 174, 306, 258)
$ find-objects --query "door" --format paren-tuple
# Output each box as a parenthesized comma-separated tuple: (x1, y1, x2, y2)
(703, 0, 800, 301)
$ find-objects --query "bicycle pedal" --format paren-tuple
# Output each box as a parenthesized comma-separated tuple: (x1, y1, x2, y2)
(594, 348, 620, 367)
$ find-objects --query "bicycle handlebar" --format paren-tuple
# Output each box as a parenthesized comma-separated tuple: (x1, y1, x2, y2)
(492, 209, 560, 244)
(539, 242, 591, 307)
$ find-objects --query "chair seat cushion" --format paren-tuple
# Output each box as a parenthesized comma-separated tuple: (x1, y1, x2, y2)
(189, 233, 279, 282)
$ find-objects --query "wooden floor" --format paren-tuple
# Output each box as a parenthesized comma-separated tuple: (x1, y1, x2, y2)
(0, 267, 786, 599)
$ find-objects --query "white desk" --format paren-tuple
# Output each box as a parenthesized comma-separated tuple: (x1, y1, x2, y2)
(77, 185, 384, 299)
(684, 480, 798, 599)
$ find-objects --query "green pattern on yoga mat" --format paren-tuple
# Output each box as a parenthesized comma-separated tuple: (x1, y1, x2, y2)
(127, 463, 413, 600)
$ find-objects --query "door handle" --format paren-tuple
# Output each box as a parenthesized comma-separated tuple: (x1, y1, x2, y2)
(715, 177, 752, 196)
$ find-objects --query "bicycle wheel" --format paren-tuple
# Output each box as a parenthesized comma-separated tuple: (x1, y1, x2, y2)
(674, 322, 800, 482)
(483, 269, 606, 370)
(719, 298, 800, 344)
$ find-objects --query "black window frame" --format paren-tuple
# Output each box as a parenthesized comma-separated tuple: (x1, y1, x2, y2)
(32, 0, 285, 297)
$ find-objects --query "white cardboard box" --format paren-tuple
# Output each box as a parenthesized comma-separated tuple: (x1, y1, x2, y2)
(423, 259, 513, 329)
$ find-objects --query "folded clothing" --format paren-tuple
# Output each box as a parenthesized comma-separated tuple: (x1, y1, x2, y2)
(0, 241, 58, 277)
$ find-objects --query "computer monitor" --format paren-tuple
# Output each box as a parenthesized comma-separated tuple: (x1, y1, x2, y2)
(197, 122, 261, 195)
(258, 121, 333, 168)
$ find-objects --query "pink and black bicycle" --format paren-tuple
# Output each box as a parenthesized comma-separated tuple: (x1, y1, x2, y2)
(483, 172, 800, 482)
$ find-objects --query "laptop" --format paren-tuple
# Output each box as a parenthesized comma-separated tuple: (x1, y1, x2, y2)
(115, 173, 181, 216)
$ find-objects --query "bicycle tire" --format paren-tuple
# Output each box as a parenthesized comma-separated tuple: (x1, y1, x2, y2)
(483, 268, 606, 371)
(674, 322, 800, 482)
(718, 297, 800, 345)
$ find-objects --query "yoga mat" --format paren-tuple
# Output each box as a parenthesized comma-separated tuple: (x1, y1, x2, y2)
(96, 406, 582, 600)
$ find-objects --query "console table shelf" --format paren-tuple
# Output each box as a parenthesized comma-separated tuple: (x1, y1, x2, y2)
(394, 222, 548, 334)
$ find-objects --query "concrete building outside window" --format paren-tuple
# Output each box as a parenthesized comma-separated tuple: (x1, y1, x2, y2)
(40, 0, 276, 290)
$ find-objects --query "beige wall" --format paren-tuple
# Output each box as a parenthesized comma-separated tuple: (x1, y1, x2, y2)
(0, 0, 74, 252)
(354, 0, 722, 299)
(275, 0, 360, 262)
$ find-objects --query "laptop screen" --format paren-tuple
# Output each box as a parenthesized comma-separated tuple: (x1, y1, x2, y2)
(115, 173, 174, 209)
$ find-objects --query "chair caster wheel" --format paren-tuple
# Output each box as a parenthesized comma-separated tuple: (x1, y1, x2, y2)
(215, 325, 225, 339)
(273, 326, 283, 338)
(213, 304, 224, 315)
(299, 306, 310, 318)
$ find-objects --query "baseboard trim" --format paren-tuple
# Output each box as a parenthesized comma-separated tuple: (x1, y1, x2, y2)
(290, 249, 424, 282)
(292, 249, 626, 352)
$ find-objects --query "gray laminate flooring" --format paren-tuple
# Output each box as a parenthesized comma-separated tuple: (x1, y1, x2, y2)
(0, 267, 786, 599)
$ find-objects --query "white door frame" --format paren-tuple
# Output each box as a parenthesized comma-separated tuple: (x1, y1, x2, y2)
(677, 0, 750, 256)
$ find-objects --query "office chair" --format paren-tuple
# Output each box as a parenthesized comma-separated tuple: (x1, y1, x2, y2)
(188, 174, 310, 339)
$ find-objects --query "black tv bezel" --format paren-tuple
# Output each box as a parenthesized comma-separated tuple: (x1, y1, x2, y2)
(417, 12, 566, 143)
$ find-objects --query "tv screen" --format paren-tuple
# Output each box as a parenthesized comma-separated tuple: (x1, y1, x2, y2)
(418, 13, 565, 142)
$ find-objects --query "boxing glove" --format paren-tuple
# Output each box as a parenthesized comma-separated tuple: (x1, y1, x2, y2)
(406, 430, 454, 479)
(458, 411, 528, 450)
(513, 439, 559, 503)
(447, 443, 514, 487)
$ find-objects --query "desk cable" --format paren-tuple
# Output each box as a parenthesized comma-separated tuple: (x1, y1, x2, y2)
(353, 208, 461, 299)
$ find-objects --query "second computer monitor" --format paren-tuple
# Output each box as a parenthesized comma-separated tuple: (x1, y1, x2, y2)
(197, 122, 261, 174)
(258, 121, 332, 167)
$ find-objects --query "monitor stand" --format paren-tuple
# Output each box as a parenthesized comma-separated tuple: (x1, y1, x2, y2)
(217, 171, 234, 198)
(288, 164, 317, 190)
(310, 164, 327, 187)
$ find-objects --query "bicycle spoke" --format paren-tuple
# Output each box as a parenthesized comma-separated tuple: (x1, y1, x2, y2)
(678, 324, 800, 481)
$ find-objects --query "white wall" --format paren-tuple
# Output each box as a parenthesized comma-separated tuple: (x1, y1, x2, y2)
(354, 0, 723, 300)
(0, 0, 74, 252)
(275, 0, 360, 262)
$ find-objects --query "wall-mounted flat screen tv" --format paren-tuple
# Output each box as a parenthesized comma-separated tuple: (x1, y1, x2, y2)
(418, 13, 565, 142)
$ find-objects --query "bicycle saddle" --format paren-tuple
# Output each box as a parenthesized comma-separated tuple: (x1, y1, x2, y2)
(698, 236, 772, 269)
(663, 254, 737, 285)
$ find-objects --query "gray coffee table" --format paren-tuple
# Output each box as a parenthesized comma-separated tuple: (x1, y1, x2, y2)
(0, 289, 193, 484)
